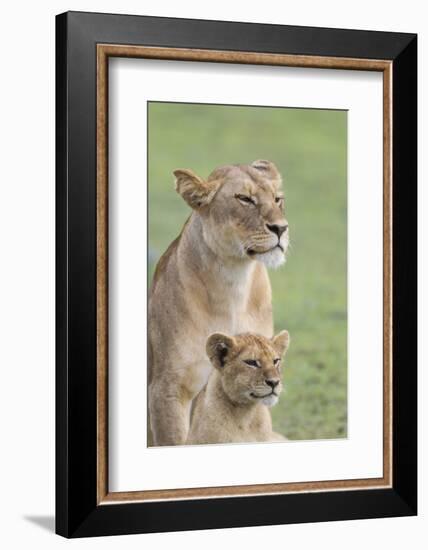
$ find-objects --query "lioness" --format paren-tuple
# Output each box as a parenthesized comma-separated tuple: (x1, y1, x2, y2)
(148, 160, 289, 446)
(187, 330, 290, 445)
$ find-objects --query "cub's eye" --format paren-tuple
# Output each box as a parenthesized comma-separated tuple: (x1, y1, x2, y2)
(235, 194, 255, 206)
(275, 196, 284, 205)
(243, 359, 260, 368)
(273, 358, 281, 366)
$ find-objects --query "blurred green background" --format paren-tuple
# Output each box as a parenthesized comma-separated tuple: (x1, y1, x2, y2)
(148, 102, 347, 440)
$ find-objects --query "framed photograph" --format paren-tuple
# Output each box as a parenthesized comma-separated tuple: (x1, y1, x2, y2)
(56, 11, 417, 538)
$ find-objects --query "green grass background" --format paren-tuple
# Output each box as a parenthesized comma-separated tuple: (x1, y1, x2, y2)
(148, 102, 347, 440)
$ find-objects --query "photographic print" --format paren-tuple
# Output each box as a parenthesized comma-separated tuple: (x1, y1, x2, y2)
(57, 13, 417, 536)
(147, 101, 347, 447)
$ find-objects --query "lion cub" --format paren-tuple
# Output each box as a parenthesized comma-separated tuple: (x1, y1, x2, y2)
(186, 330, 290, 445)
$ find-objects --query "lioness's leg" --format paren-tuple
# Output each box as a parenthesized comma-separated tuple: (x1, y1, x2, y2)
(149, 381, 191, 446)
(270, 431, 287, 442)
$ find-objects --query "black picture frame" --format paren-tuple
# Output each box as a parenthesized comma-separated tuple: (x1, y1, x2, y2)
(56, 10, 417, 538)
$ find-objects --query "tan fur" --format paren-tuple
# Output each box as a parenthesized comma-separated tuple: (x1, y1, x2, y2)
(148, 161, 289, 446)
(187, 331, 290, 445)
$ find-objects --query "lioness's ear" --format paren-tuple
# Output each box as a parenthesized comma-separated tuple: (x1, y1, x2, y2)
(251, 159, 282, 186)
(174, 168, 221, 210)
(272, 330, 290, 356)
(206, 333, 236, 370)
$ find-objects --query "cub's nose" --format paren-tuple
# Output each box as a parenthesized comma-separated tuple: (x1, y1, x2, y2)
(265, 378, 280, 389)
(266, 223, 288, 238)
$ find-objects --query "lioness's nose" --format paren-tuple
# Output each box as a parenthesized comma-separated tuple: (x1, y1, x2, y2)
(266, 223, 288, 238)
(266, 378, 280, 388)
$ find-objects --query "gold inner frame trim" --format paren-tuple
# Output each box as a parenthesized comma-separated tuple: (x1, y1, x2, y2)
(96, 44, 393, 505)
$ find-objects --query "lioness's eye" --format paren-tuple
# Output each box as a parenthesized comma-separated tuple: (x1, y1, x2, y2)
(275, 196, 284, 205)
(273, 358, 281, 366)
(244, 359, 260, 368)
(235, 194, 255, 205)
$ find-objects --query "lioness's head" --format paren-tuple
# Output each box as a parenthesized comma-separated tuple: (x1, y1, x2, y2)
(206, 330, 290, 407)
(174, 160, 289, 268)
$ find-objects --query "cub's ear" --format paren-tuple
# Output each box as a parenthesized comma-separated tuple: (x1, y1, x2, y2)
(272, 330, 290, 356)
(206, 333, 236, 370)
(173, 168, 221, 210)
(251, 159, 282, 186)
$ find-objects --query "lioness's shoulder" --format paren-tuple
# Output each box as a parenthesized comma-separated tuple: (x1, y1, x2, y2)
(151, 235, 180, 291)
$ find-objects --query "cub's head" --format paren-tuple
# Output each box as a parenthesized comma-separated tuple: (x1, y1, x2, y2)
(174, 160, 289, 268)
(206, 330, 290, 407)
